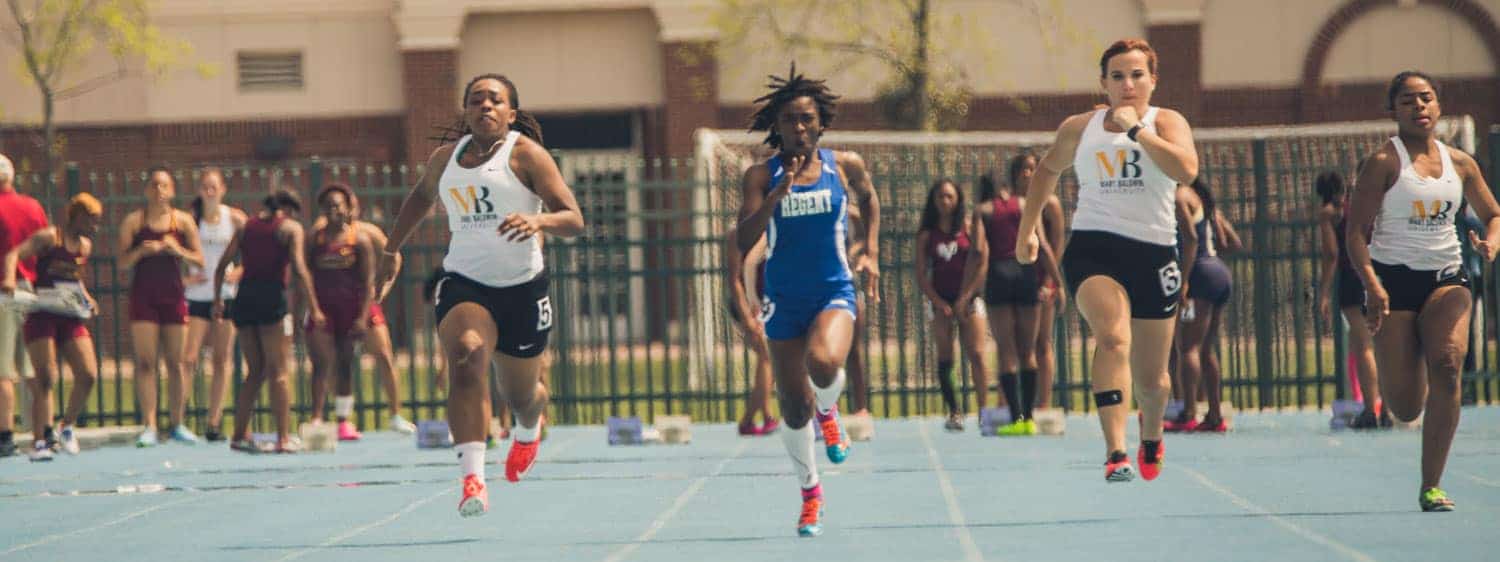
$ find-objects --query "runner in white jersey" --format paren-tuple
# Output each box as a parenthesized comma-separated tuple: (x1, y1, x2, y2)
(1015, 39, 1199, 483)
(182, 168, 247, 442)
(377, 73, 583, 518)
(1345, 71, 1500, 513)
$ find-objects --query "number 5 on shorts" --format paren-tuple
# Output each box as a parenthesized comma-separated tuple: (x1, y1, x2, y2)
(536, 296, 553, 331)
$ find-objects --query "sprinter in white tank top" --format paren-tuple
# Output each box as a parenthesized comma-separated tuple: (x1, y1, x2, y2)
(377, 74, 583, 519)
(1345, 71, 1500, 513)
(181, 168, 247, 442)
(1014, 39, 1200, 483)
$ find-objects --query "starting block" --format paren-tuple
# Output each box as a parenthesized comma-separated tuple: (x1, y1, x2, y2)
(979, 407, 1012, 436)
(1163, 399, 1185, 421)
(298, 421, 337, 452)
(846, 411, 874, 441)
(416, 420, 454, 448)
(608, 416, 644, 445)
(655, 415, 692, 444)
(249, 432, 283, 453)
(1034, 409, 1065, 435)
(1329, 399, 1364, 430)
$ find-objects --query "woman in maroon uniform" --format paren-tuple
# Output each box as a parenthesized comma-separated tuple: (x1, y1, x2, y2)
(2, 194, 103, 459)
(215, 189, 324, 453)
(306, 183, 376, 441)
(118, 167, 204, 447)
(977, 170, 1061, 435)
(915, 179, 989, 431)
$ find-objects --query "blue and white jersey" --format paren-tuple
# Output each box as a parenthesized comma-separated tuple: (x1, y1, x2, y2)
(762, 148, 854, 298)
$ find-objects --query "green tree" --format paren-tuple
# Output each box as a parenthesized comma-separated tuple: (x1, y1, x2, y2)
(3, 0, 203, 186)
(714, 0, 1078, 131)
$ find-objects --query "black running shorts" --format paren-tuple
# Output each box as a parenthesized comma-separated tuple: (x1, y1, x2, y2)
(1062, 230, 1182, 319)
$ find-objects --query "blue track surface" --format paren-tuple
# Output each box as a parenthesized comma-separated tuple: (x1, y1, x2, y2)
(2, 408, 1497, 562)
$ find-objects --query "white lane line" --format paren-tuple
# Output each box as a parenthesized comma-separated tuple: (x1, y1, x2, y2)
(602, 440, 751, 562)
(275, 430, 585, 562)
(918, 422, 984, 562)
(1179, 465, 1377, 562)
(273, 486, 448, 562)
(2, 495, 199, 555)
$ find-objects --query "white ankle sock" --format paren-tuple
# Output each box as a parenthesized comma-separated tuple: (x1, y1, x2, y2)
(512, 418, 541, 443)
(780, 422, 819, 489)
(456, 441, 486, 479)
(813, 369, 846, 415)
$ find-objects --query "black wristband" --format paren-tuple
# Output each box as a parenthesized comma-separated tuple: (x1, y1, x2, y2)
(1126, 124, 1144, 142)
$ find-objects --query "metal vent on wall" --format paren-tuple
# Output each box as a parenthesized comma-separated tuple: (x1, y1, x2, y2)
(237, 51, 304, 91)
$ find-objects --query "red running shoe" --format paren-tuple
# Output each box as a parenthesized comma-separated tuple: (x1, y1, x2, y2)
(506, 439, 539, 482)
(1194, 416, 1228, 433)
(1138, 440, 1164, 481)
(458, 474, 488, 517)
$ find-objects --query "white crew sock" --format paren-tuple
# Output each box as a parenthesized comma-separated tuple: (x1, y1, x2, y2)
(456, 441, 486, 479)
(813, 368, 846, 416)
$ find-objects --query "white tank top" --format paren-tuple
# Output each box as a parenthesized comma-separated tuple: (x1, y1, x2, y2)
(437, 132, 545, 288)
(185, 204, 237, 301)
(1368, 137, 1463, 271)
(1071, 107, 1178, 246)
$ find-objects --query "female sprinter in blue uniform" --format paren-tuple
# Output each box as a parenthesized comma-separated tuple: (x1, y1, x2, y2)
(736, 65, 879, 537)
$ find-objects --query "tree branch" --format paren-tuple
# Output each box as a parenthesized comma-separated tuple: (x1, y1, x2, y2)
(53, 64, 129, 100)
(8, 0, 53, 91)
(41, 0, 94, 84)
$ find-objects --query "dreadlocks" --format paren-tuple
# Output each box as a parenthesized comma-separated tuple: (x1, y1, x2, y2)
(748, 62, 840, 149)
(434, 73, 545, 146)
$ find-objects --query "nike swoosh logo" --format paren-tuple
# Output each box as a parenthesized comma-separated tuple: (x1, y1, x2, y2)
(517, 344, 536, 350)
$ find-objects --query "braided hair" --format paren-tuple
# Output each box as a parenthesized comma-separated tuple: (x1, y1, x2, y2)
(748, 62, 839, 149)
(435, 74, 544, 145)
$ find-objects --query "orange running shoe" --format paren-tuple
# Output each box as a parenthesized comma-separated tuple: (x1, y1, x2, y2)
(797, 486, 824, 537)
(458, 474, 488, 517)
(1105, 450, 1135, 482)
(1138, 440, 1163, 481)
(506, 440, 539, 482)
(815, 409, 849, 464)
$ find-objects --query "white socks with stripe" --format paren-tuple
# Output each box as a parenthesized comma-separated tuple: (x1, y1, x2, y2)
(780, 421, 820, 489)
(812, 368, 846, 416)
(334, 396, 354, 420)
(456, 441, 486, 480)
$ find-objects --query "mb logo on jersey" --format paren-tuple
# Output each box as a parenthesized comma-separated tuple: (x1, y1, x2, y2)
(936, 241, 959, 261)
(448, 185, 499, 226)
(1095, 149, 1146, 189)
(1409, 199, 1455, 228)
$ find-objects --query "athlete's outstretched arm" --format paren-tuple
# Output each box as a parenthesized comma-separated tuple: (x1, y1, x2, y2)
(1456, 149, 1500, 261)
(166, 212, 206, 269)
(285, 221, 325, 327)
(1, 228, 56, 293)
(507, 137, 584, 240)
(954, 217, 990, 308)
(212, 225, 243, 320)
(384, 146, 451, 253)
(1346, 145, 1399, 333)
(1175, 185, 1199, 297)
(840, 151, 881, 302)
(1017, 113, 1090, 263)
(1126, 108, 1198, 185)
(737, 155, 804, 253)
(377, 146, 451, 301)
